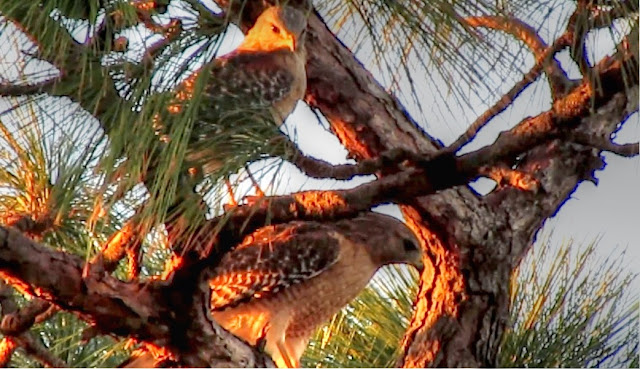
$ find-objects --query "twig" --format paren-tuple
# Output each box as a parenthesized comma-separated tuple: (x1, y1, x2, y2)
(589, 3, 636, 30)
(566, 1, 635, 78)
(0, 79, 59, 97)
(288, 141, 416, 179)
(34, 304, 59, 325)
(244, 165, 265, 197)
(572, 134, 639, 157)
(13, 334, 68, 368)
(464, 15, 572, 97)
(447, 3, 629, 156)
(0, 282, 64, 367)
(443, 32, 573, 155)
(1, 299, 51, 336)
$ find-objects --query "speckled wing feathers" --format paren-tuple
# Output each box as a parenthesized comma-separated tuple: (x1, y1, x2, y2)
(207, 223, 341, 310)
(201, 51, 296, 117)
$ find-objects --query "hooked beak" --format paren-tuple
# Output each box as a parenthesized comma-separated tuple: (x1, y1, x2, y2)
(287, 34, 296, 51)
(410, 251, 424, 274)
(413, 259, 424, 274)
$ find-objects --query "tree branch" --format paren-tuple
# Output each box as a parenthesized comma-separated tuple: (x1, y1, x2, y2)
(193, 48, 635, 258)
(1, 3, 636, 368)
(444, 30, 578, 154)
(286, 140, 416, 179)
(0, 299, 50, 336)
(0, 226, 168, 342)
(464, 15, 572, 97)
(0, 224, 274, 367)
(571, 133, 639, 157)
(0, 79, 59, 97)
(0, 281, 67, 367)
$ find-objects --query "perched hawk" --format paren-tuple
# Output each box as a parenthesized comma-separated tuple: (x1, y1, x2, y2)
(203, 212, 423, 368)
(122, 212, 422, 368)
(168, 5, 308, 176)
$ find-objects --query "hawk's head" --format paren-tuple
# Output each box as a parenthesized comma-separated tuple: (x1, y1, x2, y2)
(240, 6, 307, 52)
(336, 212, 423, 272)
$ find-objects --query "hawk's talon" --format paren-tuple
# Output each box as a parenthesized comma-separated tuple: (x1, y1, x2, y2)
(256, 335, 268, 353)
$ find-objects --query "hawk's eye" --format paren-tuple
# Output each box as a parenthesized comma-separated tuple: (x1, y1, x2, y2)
(403, 239, 417, 252)
(271, 25, 281, 34)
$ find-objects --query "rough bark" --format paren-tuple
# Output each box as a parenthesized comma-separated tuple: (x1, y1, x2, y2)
(235, 4, 637, 367)
(0, 1, 637, 368)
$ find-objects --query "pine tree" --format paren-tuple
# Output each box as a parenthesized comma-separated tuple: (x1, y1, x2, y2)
(0, 0, 637, 367)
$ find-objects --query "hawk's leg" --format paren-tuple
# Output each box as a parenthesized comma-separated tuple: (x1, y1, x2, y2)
(275, 340, 299, 368)
(255, 325, 269, 353)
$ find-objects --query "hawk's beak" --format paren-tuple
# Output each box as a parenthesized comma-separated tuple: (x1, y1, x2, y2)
(413, 258, 424, 274)
(287, 33, 295, 51)
(410, 251, 424, 274)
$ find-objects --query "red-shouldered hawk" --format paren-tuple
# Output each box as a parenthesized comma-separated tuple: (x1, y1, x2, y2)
(169, 5, 308, 176)
(121, 212, 422, 368)
(203, 212, 423, 368)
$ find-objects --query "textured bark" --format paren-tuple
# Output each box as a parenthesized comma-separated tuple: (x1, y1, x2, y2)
(0, 225, 276, 367)
(301, 11, 498, 367)
(290, 7, 637, 368)
(0, 1, 637, 368)
(0, 226, 166, 340)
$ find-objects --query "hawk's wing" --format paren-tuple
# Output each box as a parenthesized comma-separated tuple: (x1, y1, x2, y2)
(182, 49, 301, 174)
(207, 222, 341, 310)
(201, 49, 297, 115)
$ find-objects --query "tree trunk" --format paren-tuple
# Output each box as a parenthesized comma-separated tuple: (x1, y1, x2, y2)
(283, 7, 636, 368)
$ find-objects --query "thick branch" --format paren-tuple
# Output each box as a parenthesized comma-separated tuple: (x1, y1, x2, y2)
(0, 226, 167, 341)
(0, 225, 277, 367)
(1, 3, 637, 368)
(200, 7, 638, 367)
(193, 56, 636, 260)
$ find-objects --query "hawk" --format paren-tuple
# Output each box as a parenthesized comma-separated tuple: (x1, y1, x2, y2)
(121, 212, 422, 368)
(203, 212, 423, 368)
(163, 5, 308, 176)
